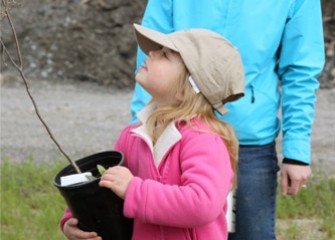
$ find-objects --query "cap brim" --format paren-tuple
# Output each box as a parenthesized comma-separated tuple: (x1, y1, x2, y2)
(133, 24, 178, 55)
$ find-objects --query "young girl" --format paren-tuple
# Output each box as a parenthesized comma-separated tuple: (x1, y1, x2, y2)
(61, 24, 245, 240)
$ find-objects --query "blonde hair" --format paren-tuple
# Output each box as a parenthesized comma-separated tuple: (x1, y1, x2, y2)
(146, 66, 238, 188)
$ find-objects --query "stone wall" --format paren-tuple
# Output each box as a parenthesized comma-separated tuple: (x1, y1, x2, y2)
(1, 0, 146, 88)
(320, 0, 335, 88)
(1, 0, 334, 88)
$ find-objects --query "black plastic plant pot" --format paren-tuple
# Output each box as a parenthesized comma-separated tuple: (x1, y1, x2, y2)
(53, 151, 133, 240)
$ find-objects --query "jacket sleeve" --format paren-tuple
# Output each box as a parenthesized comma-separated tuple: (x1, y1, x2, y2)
(130, 0, 174, 123)
(60, 208, 72, 231)
(123, 132, 233, 228)
(277, 0, 325, 164)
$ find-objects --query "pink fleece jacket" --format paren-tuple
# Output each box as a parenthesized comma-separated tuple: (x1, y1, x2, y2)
(60, 112, 233, 240)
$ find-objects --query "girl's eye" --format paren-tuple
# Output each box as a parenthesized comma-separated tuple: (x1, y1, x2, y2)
(162, 51, 168, 59)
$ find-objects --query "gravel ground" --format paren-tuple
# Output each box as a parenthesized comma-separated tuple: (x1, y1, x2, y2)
(1, 77, 335, 176)
(1, 78, 132, 164)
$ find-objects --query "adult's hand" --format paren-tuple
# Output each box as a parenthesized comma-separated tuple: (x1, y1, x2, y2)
(280, 164, 311, 196)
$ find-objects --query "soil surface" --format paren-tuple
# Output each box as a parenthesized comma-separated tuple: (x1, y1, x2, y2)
(1, 76, 335, 176)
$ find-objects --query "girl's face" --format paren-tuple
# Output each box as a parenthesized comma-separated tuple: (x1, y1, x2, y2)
(135, 47, 186, 107)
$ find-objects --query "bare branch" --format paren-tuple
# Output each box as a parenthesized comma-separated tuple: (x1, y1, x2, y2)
(2, 0, 22, 67)
(1, 0, 81, 173)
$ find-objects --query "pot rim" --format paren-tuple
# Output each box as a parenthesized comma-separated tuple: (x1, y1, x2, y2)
(53, 150, 124, 188)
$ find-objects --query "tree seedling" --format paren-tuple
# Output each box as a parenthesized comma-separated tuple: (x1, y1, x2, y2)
(84, 164, 107, 181)
(97, 164, 106, 175)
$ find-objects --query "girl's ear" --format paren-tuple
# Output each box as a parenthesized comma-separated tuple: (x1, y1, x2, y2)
(174, 68, 189, 102)
(175, 89, 185, 101)
(176, 82, 186, 102)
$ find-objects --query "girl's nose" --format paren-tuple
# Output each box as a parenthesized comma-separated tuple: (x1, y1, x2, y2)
(148, 49, 161, 58)
(148, 50, 155, 57)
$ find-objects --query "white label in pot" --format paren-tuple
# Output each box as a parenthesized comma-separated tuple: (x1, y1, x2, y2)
(60, 172, 93, 186)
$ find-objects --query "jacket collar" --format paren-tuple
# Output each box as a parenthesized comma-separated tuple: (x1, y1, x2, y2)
(131, 104, 182, 167)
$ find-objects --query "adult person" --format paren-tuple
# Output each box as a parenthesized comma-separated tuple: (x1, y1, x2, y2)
(129, 1, 325, 239)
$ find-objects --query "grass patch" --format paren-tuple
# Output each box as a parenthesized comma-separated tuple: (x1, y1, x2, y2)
(1, 157, 68, 240)
(276, 173, 335, 239)
(1, 157, 334, 239)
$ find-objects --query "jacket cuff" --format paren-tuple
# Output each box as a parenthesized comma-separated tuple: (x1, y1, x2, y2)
(123, 177, 144, 219)
(60, 208, 72, 231)
(282, 158, 309, 166)
(282, 138, 311, 164)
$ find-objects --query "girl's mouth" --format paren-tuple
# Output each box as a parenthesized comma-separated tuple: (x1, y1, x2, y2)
(139, 65, 148, 71)
(140, 60, 148, 71)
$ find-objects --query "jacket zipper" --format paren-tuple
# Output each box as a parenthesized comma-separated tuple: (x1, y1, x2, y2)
(250, 84, 256, 103)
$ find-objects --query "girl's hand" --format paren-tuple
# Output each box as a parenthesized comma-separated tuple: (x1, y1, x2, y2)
(99, 166, 134, 199)
(63, 218, 101, 240)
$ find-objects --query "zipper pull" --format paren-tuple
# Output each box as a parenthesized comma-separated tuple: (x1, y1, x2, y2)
(250, 85, 255, 103)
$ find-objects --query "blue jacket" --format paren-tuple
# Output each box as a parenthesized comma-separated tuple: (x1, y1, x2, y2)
(130, 0, 325, 164)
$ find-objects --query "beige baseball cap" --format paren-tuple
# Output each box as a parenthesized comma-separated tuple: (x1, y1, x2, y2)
(134, 24, 245, 115)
